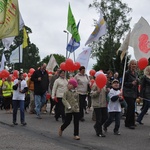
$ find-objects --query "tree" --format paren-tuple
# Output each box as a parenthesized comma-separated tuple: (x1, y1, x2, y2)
(89, 0, 132, 75)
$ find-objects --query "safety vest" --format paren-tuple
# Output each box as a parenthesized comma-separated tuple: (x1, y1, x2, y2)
(2, 81, 13, 97)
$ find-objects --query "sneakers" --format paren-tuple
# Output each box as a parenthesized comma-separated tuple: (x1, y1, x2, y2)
(21, 122, 27, 126)
(136, 120, 144, 125)
(58, 127, 63, 136)
(74, 136, 80, 140)
(114, 131, 121, 135)
(97, 133, 106, 137)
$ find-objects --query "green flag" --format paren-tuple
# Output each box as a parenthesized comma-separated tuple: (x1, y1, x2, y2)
(0, 0, 19, 39)
(67, 4, 80, 42)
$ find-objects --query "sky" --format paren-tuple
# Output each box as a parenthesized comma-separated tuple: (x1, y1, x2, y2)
(19, 0, 150, 72)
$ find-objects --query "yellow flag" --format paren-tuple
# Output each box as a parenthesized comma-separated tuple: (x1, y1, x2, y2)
(0, 0, 19, 39)
(23, 27, 28, 48)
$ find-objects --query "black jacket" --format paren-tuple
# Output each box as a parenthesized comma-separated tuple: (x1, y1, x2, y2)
(123, 70, 139, 98)
(140, 75, 150, 99)
(31, 69, 49, 95)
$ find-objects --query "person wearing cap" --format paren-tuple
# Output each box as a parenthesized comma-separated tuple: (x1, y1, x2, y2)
(12, 73, 28, 126)
(103, 79, 124, 135)
(58, 78, 80, 140)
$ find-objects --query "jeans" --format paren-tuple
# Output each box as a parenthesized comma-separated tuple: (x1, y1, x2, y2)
(13, 100, 25, 123)
(34, 93, 46, 115)
(104, 112, 121, 133)
(137, 100, 150, 122)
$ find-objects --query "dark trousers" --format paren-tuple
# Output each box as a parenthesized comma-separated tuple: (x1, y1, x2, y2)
(55, 98, 65, 122)
(61, 112, 80, 136)
(124, 97, 136, 127)
(4, 96, 12, 110)
(137, 100, 150, 122)
(50, 97, 56, 114)
(104, 112, 121, 132)
(13, 100, 25, 123)
(94, 107, 108, 134)
(79, 94, 87, 119)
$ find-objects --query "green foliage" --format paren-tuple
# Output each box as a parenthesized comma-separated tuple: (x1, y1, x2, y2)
(89, 0, 132, 74)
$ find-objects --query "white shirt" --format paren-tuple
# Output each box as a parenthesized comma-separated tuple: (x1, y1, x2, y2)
(107, 89, 121, 112)
(12, 79, 27, 100)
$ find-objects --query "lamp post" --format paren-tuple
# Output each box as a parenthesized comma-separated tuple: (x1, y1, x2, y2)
(63, 30, 69, 59)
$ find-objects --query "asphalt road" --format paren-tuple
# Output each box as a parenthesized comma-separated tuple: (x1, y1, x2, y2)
(0, 103, 150, 150)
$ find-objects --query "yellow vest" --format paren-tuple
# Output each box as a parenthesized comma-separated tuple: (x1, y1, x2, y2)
(2, 81, 13, 97)
(0, 80, 2, 87)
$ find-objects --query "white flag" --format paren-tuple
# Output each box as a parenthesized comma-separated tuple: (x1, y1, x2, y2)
(10, 45, 23, 63)
(76, 47, 92, 69)
(129, 17, 150, 60)
(46, 55, 59, 72)
(0, 53, 6, 71)
(118, 30, 131, 61)
(85, 10, 107, 45)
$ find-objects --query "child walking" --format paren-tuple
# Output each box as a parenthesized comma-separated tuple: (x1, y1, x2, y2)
(103, 79, 124, 135)
(91, 82, 108, 137)
(58, 78, 80, 140)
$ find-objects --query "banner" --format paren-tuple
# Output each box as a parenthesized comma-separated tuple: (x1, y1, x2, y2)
(46, 55, 59, 72)
(23, 27, 28, 48)
(85, 10, 107, 45)
(76, 47, 92, 69)
(0, 0, 19, 39)
(129, 17, 150, 60)
(10, 45, 23, 63)
(67, 3, 80, 42)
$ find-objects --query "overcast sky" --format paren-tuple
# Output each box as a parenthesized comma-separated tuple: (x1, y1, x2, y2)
(19, 0, 150, 72)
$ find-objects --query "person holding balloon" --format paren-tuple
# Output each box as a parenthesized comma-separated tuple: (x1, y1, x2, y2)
(123, 59, 139, 129)
(91, 80, 108, 137)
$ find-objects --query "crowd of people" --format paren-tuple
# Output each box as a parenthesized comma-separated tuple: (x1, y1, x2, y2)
(0, 59, 150, 140)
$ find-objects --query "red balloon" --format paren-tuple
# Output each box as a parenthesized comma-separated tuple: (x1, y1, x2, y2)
(1, 70, 10, 78)
(13, 70, 19, 78)
(28, 73, 31, 77)
(89, 69, 96, 76)
(65, 58, 74, 71)
(60, 62, 66, 70)
(29, 68, 35, 75)
(23, 73, 28, 78)
(74, 62, 81, 70)
(138, 58, 148, 70)
(95, 73, 107, 89)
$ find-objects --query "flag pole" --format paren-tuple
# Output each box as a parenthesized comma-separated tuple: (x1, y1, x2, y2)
(63, 30, 69, 59)
(121, 51, 128, 90)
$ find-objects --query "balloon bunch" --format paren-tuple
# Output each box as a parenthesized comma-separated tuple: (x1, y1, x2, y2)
(60, 58, 81, 72)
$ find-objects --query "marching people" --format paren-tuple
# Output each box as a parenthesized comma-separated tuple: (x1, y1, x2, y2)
(27, 76, 35, 114)
(51, 70, 68, 122)
(2, 75, 13, 113)
(123, 59, 139, 129)
(91, 81, 108, 137)
(31, 63, 49, 119)
(74, 66, 89, 121)
(103, 79, 124, 135)
(59, 78, 80, 140)
(136, 66, 150, 124)
(12, 73, 28, 125)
